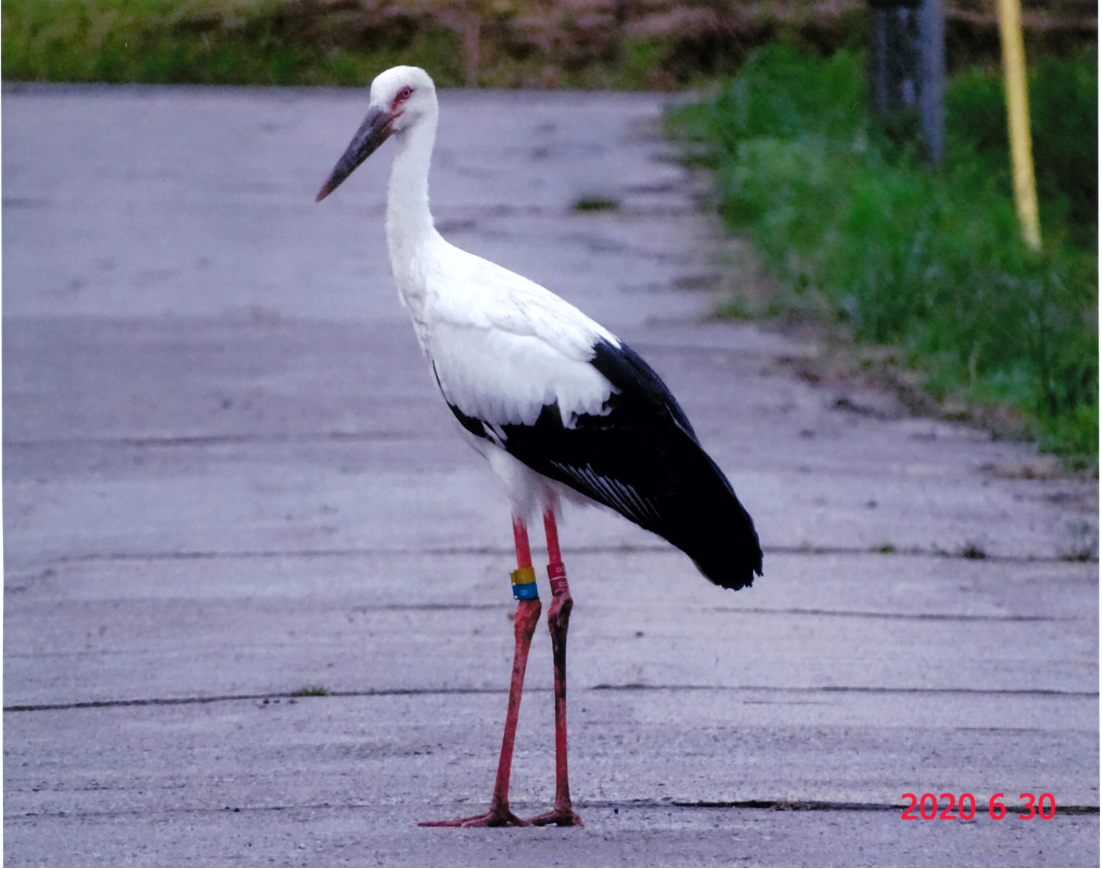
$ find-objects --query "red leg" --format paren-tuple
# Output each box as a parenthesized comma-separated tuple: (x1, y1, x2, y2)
(420, 517, 541, 828)
(528, 508, 583, 827)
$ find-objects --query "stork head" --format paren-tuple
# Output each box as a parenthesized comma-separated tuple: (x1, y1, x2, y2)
(316, 66, 437, 202)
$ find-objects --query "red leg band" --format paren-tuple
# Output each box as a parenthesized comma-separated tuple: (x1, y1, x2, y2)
(547, 561, 569, 597)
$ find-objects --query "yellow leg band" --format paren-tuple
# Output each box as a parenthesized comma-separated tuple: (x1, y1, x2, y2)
(510, 567, 538, 600)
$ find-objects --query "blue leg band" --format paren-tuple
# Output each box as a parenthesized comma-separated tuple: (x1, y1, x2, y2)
(510, 567, 539, 600)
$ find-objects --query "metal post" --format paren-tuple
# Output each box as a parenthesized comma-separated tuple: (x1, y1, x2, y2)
(868, 0, 944, 166)
(918, 0, 944, 166)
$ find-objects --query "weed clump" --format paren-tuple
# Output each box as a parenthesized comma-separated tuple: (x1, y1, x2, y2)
(291, 685, 330, 697)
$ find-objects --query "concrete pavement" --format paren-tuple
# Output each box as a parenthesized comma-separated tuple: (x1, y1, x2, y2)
(3, 83, 1098, 866)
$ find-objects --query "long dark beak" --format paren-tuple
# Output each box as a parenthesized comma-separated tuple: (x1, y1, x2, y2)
(316, 106, 396, 202)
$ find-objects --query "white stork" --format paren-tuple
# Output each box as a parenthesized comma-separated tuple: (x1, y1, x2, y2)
(316, 66, 762, 828)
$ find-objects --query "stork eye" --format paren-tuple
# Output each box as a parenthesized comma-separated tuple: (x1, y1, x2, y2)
(395, 86, 414, 104)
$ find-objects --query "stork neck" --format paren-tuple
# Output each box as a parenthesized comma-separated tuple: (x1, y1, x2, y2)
(386, 119, 439, 255)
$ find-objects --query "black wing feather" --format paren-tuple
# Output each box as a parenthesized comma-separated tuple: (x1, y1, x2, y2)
(443, 338, 762, 590)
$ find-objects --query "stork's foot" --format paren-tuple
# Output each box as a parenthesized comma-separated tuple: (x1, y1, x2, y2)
(527, 807, 583, 827)
(419, 808, 531, 828)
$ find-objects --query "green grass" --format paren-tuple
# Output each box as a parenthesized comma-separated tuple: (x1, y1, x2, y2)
(574, 196, 620, 212)
(669, 45, 1098, 463)
(291, 685, 330, 697)
(1, 0, 466, 86)
(0, 0, 866, 88)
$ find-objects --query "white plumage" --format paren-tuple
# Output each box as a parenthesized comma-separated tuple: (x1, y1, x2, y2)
(316, 65, 761, 827)
(326, 68, 623, 519)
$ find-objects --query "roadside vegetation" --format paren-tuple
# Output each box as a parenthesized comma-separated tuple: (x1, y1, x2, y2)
(1, 0, 455, 86)
(2, 0, 1090, 88)
(0, 0, 858, 87)
(669, 46, 1097, 464)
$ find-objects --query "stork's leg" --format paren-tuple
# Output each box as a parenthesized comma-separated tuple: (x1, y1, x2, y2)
(419, 517, 541, 828)
(528, 508, 583, 827)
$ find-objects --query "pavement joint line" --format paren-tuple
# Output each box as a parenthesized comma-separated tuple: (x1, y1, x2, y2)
(712, 607, 1074, 623)
(2, 688, 513, 712)
(628, 341, 816, 360)
(443, 203, 702, 221)
(6, 598, 1078, 625)
(9, 801, 1099, 822)
(588, 684, 1100, 697)
(3, 430, 425, 449)
(669, 800, 1101, 815)
(17, 545, 1096, 565)
(7, 683, 1097, 713)
(395, 201, 706, 220)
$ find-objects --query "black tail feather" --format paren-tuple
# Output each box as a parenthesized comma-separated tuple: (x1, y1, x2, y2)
(644, 435, 762, 591)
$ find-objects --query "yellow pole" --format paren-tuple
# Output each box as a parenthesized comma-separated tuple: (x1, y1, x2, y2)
(996, 0, 1042, 249)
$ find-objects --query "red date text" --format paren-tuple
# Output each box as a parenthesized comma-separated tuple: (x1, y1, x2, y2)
(901, 792, 1055, 820)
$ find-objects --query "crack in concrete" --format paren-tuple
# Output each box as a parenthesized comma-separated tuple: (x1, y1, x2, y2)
(17, 543, 1094, 566)
(668, 799, 1100, 815)
(8, 683, 1096, 714)
(4, 430, 424, 449)
(710, 607, 1072, 622)
(9, 798, 1099, 820)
